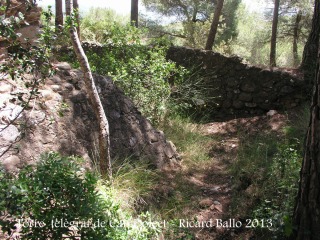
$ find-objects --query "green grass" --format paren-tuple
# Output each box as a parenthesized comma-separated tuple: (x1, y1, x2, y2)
(159, 115, 213, 167)
(110, 158, 160, 214)
(150, 115, 216, 220)
(229, 105, 309, 238)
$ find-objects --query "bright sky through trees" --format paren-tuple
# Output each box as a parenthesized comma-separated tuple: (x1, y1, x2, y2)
(39, 0, 266, 15)
(38, 0, 131, 15)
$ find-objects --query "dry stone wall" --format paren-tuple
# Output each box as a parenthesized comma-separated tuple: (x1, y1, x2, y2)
(167, 46, 310, 115)
(74, 73, 180, 168)
(0, 63, 180, 172)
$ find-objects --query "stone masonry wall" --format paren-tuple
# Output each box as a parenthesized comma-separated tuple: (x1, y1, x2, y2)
(0, 62, 180, 172)
(167, 46, 310, 115)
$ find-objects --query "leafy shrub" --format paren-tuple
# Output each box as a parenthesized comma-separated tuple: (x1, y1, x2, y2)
(230, 133, 302, 238)
(0, 7, 54, 112)
(253, 145, 301, 237)
(0, 152, 160, 239)
(80, 8, 128, 43)
(58, 9, 186, 124)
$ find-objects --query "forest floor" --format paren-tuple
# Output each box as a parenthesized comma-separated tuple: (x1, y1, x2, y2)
(0, 63, 308, 239)
(155, 107, 307, 240)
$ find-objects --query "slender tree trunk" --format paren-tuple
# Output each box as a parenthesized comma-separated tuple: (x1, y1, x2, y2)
(205, 0, 224, 50)
(300, 0, 320, 83)
(55, 0, 63, 30)
(293, 11, 302, 67)
(73, 0, 80, 38)
(291, 48, 320, 240)
(269, 0, 280, 67)
(65, 0, 112, 178)
(131, 0, 138, 27)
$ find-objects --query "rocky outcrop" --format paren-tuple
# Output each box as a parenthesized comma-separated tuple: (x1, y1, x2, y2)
(167, 46, 310, 115)
(0, 62, 180, 171)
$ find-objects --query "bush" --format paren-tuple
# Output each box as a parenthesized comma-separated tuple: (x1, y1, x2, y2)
(0, 6, 55, 123)
(0, 152, 159, 239)
(253, 144, 301, 237)
(58, 9, 187, 125)
(230, 133, 302, 238)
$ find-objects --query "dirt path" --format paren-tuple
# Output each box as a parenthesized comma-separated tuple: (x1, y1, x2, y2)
(162, 112, 289, 239)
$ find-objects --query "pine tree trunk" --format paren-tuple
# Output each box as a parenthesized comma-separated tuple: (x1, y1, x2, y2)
(205, 0, 224, 50)
(292, 49, 320, 240)
(55, 0, 63, 30)
(65, 0, 112, 178)
(269, 0, 280, 67)
(293, 11, 302, 67)
(300, 0, 320, 83)
(131, 0, 138, 27)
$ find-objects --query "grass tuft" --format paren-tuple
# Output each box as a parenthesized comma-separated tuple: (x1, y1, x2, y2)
(110, 158, 160, 214)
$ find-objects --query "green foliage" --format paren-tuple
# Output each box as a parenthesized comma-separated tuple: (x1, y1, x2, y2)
(62, 11, 186, 124)
(142, 0, 213, 22)
(110, 46, 174, 124)
(0, 11, 24, 41)
(0, 7, 54, 109)
(0, 152, 160, 239)
(252, 145, 301, 237)
(141, 0, 241, 49)
(142, 0, 214, 48)
(218, 0, 241, 44)
(226, 1, 313, 67)
(141, 0, 311, 67)
(80, 7, 128, 43)
(229, 106, 309, 238)
(227, 3, 270, 65)
(0, 152, 113, 239)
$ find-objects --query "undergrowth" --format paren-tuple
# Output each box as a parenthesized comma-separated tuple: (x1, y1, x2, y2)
(57, 9, 187, 125)
(0, 152, 160, 239)
(229, 105, 309, 239)
(160, 115, 213, 168)
(111, 158, 160, 214)
(156, 116, 212, 216)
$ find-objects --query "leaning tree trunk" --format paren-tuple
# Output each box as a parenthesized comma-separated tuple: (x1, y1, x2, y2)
(65, 0, 112, 178)
(269, 0, 280, 67)
(130, 0, 138, 27)
(55, 0, 63, 30)
(205, 0, 224, 50)
(300, 0, 320, 84)
(291, 49, 320, 240)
